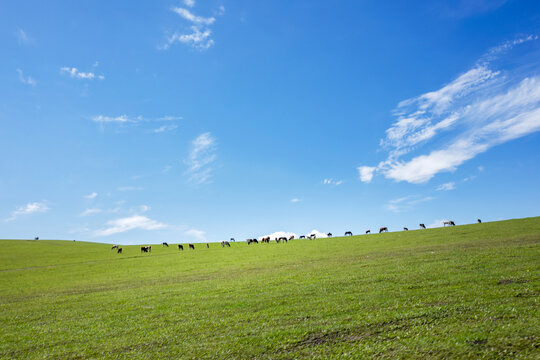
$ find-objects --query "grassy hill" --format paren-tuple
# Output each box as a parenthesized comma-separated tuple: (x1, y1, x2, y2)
(1, 217, 539, 359)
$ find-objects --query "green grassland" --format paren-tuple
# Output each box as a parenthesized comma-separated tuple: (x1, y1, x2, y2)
(1, 217, 539, 359)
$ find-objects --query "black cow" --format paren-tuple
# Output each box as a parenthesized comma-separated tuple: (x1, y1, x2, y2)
(34, 236, 39, 240)
(141, 246, 151, 253)
(420, 223, 426, 229)
(111, 245, 119, 250)
(230, 238, 235, 242)
(345, 231, 353, 236)
(178, 244, 184, 251)
(327, 233, 332, 237)
(117, 248, 122, 254)
(189, 244, 195, 250)
(221, 241, 230, 247)
(379, 227, 388, 233)
(162, 242, 169, 247)
(365, 230, 371, 234)
(403, 227, 408, 231)
(443, 221, 455, 227)
(477, 219, 482, 223)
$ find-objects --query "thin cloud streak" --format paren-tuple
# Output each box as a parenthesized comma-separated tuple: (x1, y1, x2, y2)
(94, 215, 167, 236)
(5, 202, 49, 222)
(185, 132, 216, 184)
(360, 35, 540, 184)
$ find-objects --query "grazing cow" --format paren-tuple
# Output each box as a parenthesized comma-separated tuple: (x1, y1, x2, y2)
(206, 243, 209, 248)
(327, 233, 332, 237)
(221, 241, 230, 247)
(111, 245, 119, 250)
(278, 237, 287, 242)
(162, 242, 169, 247)
(230, 238, 235, 242)
(117, 248, 122, 254)
(189, 244, 195, 250)
(379, 227, 388, 233)
(365, 230, 371, 234)
(178, 244, 184, 251)
(403, 227, 408, 231)
(309, 234, 316, 240)
(34, 236, 39, 240)
(289, 235, 294, 240)
(477, 219, 482, 223)
(443, 221, 456, 227)
(141, 246, 151, 253)
(420, 223, 426, 229)
(345, 231, 353, 236)
(299, 235, 306, 239)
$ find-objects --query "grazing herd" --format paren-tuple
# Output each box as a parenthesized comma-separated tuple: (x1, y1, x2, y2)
(109, 219, 481, 255)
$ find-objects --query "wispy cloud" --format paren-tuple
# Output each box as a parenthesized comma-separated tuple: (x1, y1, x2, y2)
(322, 178, 343, 186)
(360, 35, 540, 184)
(83, 192, 98, 199)
(16, 69, 36, 86)
(441, 0, 509, 18)
(290, 198, 301, 203)
(5, 202, 49, 222)
(436, 182, 455, 191)
(80, 208, 102, 217)
(385, 195, 434, 213)
(185, 228, 206, 242)
(94, 215, 167, 236)
(153, 124, 178, 133)
(92, 115, 132, 123)
(161, 4, 222, 50)
(15, 28, 31, 44)
(185, 132, 216, 184)
(60, 67, 104, 80)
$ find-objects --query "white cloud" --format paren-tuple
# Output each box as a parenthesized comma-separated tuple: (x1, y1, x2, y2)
(185, 228, 206, 242)
(92, 115, 132, 123)
(436, 182, 455, 191)
(290, 198, 301, 203)
(218, 5, 225, 16)
(183, 0, 195, 8)
(306, 230, 328, 238)
(427, 219, 447, 228)
(84, 192, 98, 199)
(360, 36, 540, 184)
(60, 67, 104, 80)
(323, 178, 344, 186)
(80, 208, 102, 216)
(185, 132, 216, 184)
(164, 26, 214, 50)
(15, 28, 30, 44)
(94, 215, 167, 236)
(258, 231, 297, 240)
(153, 124, 178, 133)
(160, 115, 183, 121)
(385, 195, 434, 213)
(16, 69, 36, 86)
(358, 166, 376, 183)
(163, 165, 172, 173)
(5, 202, 49, 222)
(171, 7, 215, 25)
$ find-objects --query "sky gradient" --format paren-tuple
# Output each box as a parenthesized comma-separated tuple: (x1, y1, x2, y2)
(1, 0, 540, 244)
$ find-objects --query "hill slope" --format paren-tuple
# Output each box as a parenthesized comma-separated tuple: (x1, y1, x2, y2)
(1, 217, 539, 359)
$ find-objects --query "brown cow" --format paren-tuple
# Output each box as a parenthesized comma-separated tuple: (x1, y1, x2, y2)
(379, 227, 388, 233)
(289, 235, 294, 240)
(477, 219, 482, 223)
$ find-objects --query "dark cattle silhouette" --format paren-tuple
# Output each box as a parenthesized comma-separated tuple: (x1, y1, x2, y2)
(278, 237, 287, 242)
(379, 227, 388, 233)
(327, 233, 332, 237)
(206, 243, 209, 248)
(178, 244, 184, 251)
(34, 236, 39, 240)
(221, 241, 230, 247)
(289, 235, 294, 240)
(189, 244, 195, 250)
(345, 231, 353, 236)
(477, 219, 482, 223)
(308, 234, 316, 240)
(230, 238, 235, 242)
(443, 221, 455, 227)
(420, 223, 426, 229)
(403, 227, 408, 231)
(141, 246, 151, 253)
(162, 242, 169, 247)
(117, 248, 122, 254)
(299, 235, 306, 239)
(111, 245, 119, 250)
(366, 230, 371, 234)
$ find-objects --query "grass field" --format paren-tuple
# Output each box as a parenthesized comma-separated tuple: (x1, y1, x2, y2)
(1, 217, 539, 359)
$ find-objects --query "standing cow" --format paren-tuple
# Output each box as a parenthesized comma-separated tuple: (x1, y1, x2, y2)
(379, 227, 388, 233)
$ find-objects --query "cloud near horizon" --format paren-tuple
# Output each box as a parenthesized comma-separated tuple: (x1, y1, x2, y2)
(359, 35, 540, 184)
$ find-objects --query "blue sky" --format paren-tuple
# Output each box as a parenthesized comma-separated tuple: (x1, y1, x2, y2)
(1, 0, 540, 244)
